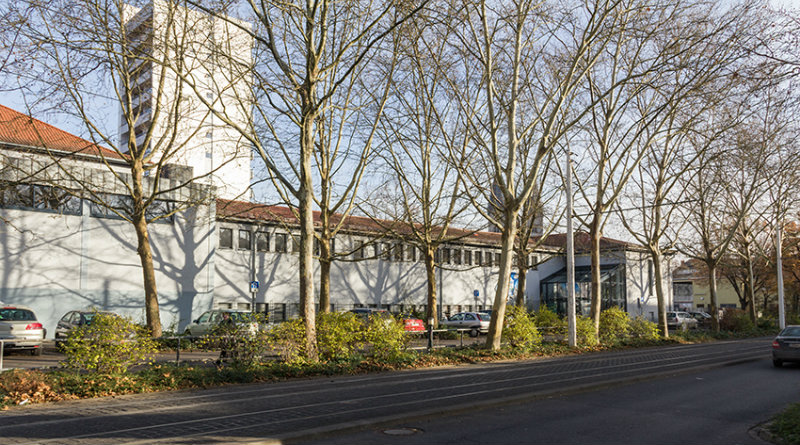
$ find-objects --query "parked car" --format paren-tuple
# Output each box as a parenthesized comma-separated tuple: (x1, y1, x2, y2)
(772, 325, 800, 367)
(54, 310, 118, 346)
(400, 314, 425, 332)
(184, 310, 258, 337)
(0, 304, 45, 355)
(666, 311, 698, 330)
(689, 311, 712, 327)
(441, 312, 491, 337)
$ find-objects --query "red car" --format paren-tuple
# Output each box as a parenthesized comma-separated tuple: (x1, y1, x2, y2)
(401, 314, 425, 332)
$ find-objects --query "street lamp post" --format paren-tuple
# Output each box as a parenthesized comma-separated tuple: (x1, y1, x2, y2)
(566, 150, 577, 347)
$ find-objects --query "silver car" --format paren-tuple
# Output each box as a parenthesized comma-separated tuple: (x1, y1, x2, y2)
(0, 305, 45, 355)
(441, 312, 491, 337)
(184, 310, 258, 337)
(666, 311, 698, 330)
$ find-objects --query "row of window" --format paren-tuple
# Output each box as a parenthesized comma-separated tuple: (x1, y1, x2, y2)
(218, 226, 537, 269)
(0, 182, 175, 223)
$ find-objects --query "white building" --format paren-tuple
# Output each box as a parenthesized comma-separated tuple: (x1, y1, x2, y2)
(120, 0, 254, 201)
(0, 105, 672, 336)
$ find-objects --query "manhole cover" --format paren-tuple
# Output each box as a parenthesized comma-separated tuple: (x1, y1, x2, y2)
(382, 428, 422, 436)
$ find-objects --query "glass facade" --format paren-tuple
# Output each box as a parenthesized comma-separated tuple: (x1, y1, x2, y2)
(539, 264, 627, 316)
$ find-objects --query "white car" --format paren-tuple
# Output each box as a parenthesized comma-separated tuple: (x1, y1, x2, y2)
(0, 304, 45, 355)
(441, 312, 491, 337)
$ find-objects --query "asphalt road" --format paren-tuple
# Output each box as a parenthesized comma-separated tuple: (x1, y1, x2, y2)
(0, 337, 778, 445)
(304, 357, 798, 445)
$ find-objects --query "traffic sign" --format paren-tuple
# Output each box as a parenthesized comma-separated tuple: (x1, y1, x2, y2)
(473, 289, 479, 297)
(250, 281, 259, 293)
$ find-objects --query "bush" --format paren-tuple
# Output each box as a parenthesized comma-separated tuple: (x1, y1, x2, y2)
(599, 307, 630, 345)
(535, 306, 565, 337)
(267, 319, 307, 363)
(60, 311, 158, 374)
(628, 317, 660, 341)
(200, 312, 273, 367)
(503, 305, 542, 351)
(720, 308, 755, 332)
(363, 315, 409, 361)
(576, 316, 598, 346)
(316, 312, 364, 361)
(0, 369, 73, 406)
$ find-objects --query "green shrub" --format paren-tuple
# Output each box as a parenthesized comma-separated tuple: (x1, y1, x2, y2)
(201, 312, 273, 367)
(535, 306, 566, 338)
(364, 315, 408, 361)
(576, 316, 598, 346)
(599, 307, 630, 345)
(316, 312, 363, 361)
(720, 308, 755, 332)
(267, 319, 307, 363)
(60, 312, 158, 374)
(627, 317, 660, 341)
(502, 305, 542, 351)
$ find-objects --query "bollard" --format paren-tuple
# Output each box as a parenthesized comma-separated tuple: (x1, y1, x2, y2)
(427, 317, 434, 351)
(175, 337, 181, 364)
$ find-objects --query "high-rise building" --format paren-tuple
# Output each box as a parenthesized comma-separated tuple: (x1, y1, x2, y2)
(119, 0, 254, 201)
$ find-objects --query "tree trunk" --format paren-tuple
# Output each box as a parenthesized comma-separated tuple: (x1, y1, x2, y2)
(130, 164, 161, 338)
(299, 111, 318, 361)
(745, 247, 757, 324)
(651, 249, 668, 339)
(318, 235, 331, 313)
(133, 210, 162, 338)
(424, 246, 438, 328)
(709, 264, 720, 332)
(486, 210, 518, 351)
(515, 262, 528, 308)
(589, 217, 602, 334)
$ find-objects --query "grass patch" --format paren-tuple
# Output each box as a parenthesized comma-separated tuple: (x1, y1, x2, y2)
(770, 403, 800, 445)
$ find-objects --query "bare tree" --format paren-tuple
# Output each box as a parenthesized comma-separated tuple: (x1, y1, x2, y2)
(183, 0, 429, 359)
(8, 0, 245, 336)
(443, 0, 634, 350)
(362, 12, 478, 327)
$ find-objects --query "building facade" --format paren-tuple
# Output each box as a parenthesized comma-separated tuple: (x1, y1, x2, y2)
(120, 0, 254, 201)
(1, 105, 673, 335)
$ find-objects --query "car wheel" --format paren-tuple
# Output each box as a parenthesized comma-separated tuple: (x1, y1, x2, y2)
(773, 359, 783, 368)
(469, 328, 479, 338)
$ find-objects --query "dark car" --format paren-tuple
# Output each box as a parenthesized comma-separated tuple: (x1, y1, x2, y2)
(55, 310, 117, 346)
(772, 325, 800, 367)
(689, 311, 712, 327)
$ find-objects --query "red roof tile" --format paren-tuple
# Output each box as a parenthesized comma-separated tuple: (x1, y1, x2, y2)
(0, 104, 124, 160)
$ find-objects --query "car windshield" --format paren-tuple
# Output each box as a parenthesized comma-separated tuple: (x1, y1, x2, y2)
(477, 313, 491, 321)
(0, 309, 36, 321)
(780, 327, 800, 337)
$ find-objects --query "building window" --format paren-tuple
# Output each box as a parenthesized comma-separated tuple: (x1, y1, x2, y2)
(256, 231, 269, 252)
(453, 249, 462, 265)
(219, 228, 233, 249)
(353, 239, 364, 259)
(486, 251, 493, 267)
(407, 245, 417, 262)
(475, 251, 483, 266)
(383, 243, 392, 260)
(291, 236, 300, 254)
(531, 255, 538, 269)
(275, 233, 288, 253)
(394, 244, 404, 262)
(464, 250, 472, 266)
(494, 253, 501, 267)
(238, 229, 251, 250)
(442, 248, 451, 264)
